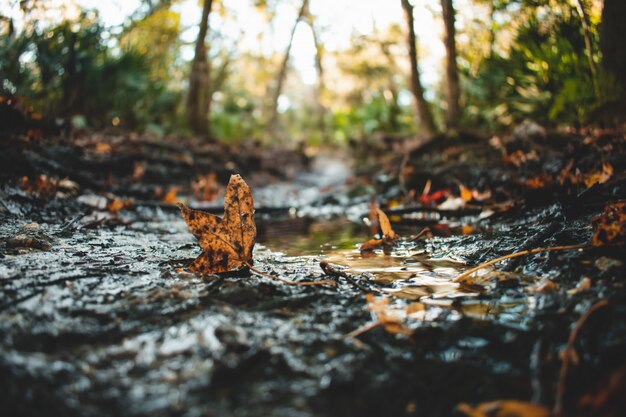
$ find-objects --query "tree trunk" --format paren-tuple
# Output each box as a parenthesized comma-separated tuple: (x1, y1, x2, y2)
(600, 0, 626, 95)
(266, 0, 309, 138)
(441, 0, 460, 131)
(401, 0, 437, 137)
(308, 12, 327, 141)
(574, 0, 598, 96)
(186, 0, 213, 136)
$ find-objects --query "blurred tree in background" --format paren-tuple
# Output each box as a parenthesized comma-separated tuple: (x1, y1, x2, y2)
(0, 0, 623, 144)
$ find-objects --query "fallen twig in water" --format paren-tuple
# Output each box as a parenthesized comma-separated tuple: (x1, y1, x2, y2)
(453, 244, 587, 283)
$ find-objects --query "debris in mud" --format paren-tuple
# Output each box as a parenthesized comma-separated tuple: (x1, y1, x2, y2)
(7, 223, 55, 251)
(178, 174, 256, 274)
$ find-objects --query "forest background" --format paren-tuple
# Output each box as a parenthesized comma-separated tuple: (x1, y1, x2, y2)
(1, 0, 625, 146)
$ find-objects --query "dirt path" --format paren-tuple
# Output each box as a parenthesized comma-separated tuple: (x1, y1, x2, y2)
(1, 133, 625, 417)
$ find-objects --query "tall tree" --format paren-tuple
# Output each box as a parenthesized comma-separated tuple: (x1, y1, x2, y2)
(307, 11, 327, 140)
(600, 0, 626, 99)
(441, 0, 461, 131)
(186, 0, 213, 136)
(266, 0, 309, 137)
(573, 0, 598, 95)
(401, 0, 438, 137)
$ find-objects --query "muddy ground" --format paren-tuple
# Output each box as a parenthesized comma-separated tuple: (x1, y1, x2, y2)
(1, 122, 626, 417)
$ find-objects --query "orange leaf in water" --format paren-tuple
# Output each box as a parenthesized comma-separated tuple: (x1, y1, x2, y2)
(178, 174, 256, 274)
(592, 202, 626, 247)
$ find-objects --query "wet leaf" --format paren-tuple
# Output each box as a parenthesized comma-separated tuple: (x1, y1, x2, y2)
(592, 202, 626, 247)
(377, 208, 396, 239)
(456, 400, 551, 417)
(360, 209, 398, 254)
(178, 174, 256, 274)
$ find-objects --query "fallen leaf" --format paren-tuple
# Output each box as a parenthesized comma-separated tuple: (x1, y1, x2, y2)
(163, 187, 178, 204)
(359, 208, 398, 254)
(106, 197, 133, 213)
(592, 202, 626, 247)
(377, 208, 396, 239)
(456, 400, 551, 417)
(19, 175, 60, 200)
(584, 162, 613, 187)
(178, 174, 256, 274)
(459, 185, 473, 202)
(524, 173, 552, 190)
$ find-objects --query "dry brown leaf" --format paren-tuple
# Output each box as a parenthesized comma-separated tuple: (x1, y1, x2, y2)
(592, 202, 626, 247)
(178, 174, 256, 274)
(456, 400, 551, 417)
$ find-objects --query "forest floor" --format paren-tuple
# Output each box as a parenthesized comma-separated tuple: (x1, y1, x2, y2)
(1, 106, 626, 417)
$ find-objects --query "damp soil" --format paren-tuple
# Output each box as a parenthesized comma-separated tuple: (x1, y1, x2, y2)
(1, 128, 626, 417)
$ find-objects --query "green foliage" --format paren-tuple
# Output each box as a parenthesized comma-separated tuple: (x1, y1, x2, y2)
(462, 1, 602, 129)
(0, 8, 182, 131)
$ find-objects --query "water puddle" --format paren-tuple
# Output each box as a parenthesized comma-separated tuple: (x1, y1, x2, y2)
(257, 216, 530, 325)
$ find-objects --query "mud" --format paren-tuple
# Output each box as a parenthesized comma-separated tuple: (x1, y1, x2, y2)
(1, 129, 626, 417)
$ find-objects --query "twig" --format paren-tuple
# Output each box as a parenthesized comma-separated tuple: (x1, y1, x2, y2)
(553, 299, 610, 417)
(344, 321, 383, 339)
(320, 261, 377, 293)
(453, 244, 587, 283)
(247, 263, 335, 287)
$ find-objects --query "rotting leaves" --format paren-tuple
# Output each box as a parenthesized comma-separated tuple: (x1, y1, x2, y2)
(178, 174, 256, 274)
(592, 202, 626, 247)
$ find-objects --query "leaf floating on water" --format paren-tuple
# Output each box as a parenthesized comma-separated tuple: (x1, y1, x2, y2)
(178, 174, 256, 274)
(456, 400, 551, 417)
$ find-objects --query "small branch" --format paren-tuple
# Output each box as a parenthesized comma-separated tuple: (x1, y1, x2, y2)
(344, 321, 383, 339)
(453, 244, 587, 283)
(553, 299, 610, 417)
(247, 263, 335, 287)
